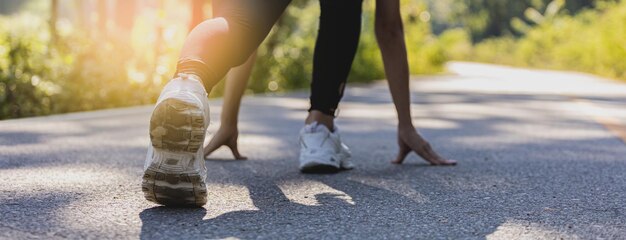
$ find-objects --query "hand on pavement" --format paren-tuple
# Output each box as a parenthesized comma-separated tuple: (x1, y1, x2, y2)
(393, 126, 457, 166)
(204, 128, 247, 160)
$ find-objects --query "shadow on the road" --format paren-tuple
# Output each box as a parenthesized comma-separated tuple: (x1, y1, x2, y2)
(139, 166, 409, 239)
(0, 111, 149, 170)
(0, 131, 46, 146)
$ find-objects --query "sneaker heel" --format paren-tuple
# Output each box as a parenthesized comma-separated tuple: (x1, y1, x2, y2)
(143, 98, 208, 207)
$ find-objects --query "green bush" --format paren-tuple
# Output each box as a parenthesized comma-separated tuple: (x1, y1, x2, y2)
(0, 1, 456, 119)
(466, 1, 626, 80)
(351, 0, 465, 80)
(0, 14, 64, 118)
(5, 0, 624, 120)
(0, 14, 172, 119)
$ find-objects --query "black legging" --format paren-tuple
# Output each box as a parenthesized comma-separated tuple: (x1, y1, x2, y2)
(177, 0, 363, 116)
(310, 0, 363, 116)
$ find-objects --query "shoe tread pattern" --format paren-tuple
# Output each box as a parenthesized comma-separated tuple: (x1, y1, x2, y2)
(142, 169, 207, 207)
(144, 98, 207, 207)
(150, 98, 205, 153)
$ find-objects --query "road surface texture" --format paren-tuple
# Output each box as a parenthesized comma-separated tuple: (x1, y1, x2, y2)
(1, 62, 625, 239)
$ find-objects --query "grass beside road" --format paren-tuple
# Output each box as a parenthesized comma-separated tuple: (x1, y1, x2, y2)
(466, 1, 626, 81)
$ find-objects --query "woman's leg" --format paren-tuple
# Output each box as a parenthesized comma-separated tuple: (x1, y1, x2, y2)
(306, 0, 364, 130)
(299, 0, 363, 173)
(176, 0, 291, 90)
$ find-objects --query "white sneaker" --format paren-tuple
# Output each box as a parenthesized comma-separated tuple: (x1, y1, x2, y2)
(142, 73, 210, 207)
(339, 141, 354, 170)
(298, 122, 354, 173)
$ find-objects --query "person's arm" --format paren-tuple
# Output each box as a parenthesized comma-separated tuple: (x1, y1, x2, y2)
(375, 0, 456, 165)
(204, 51, 257, 160)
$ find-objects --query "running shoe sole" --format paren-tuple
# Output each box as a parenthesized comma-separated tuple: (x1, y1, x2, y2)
(300, 164, 341, 174)
(142, 98, 207, 207)
(299, 157, 342, 174)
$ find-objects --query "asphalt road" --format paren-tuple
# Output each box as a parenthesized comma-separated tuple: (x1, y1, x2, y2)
(1, 62, 625, 239)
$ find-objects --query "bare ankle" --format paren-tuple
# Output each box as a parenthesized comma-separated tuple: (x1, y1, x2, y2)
(305, 110, 335, 130)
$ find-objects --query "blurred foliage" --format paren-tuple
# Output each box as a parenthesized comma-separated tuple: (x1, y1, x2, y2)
(2, 0, 623, 119)
(0, 13, 178, 119)
(1, 0, 466, 119)
(248, 0, 469, 94)
(0, 14, 63, 118)
(467, 0, 626, 80)
(435, 0, 605, 41)
(244, 0, 319, 95)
